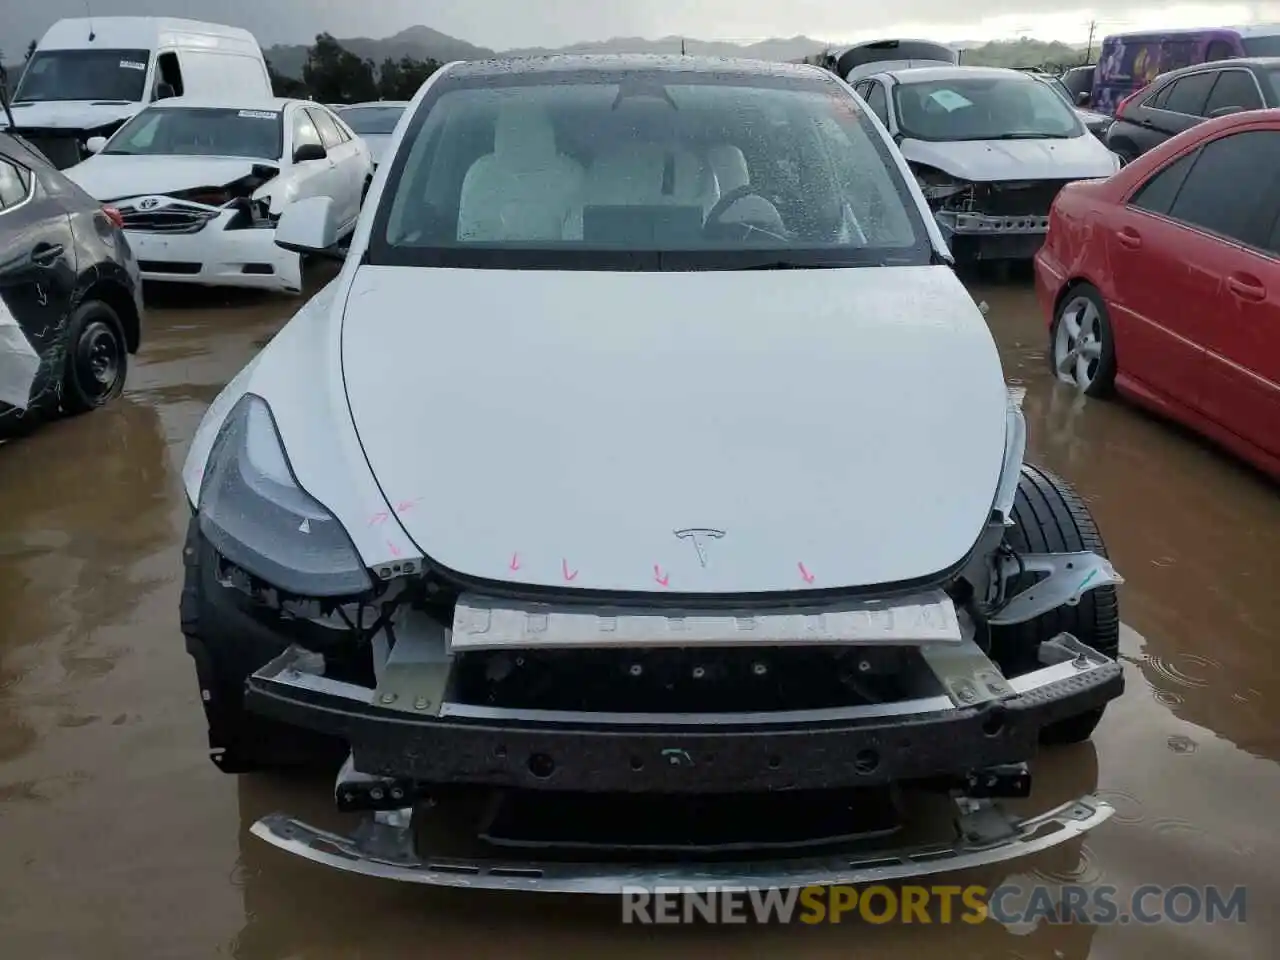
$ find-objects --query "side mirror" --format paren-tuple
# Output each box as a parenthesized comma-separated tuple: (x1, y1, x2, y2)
(1076, 91, 1091, 106)
(155, 82, 176, 101)
(274, 196, 344, 259)
(293, 142, 327, 164)
(85, 136, 108, 154)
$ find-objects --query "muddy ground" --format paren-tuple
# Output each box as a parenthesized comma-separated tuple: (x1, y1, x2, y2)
(1, 265, 1276, 958)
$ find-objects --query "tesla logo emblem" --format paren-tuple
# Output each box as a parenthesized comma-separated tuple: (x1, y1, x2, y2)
(674, 528, 725, 568)
(138, 197, 161, 210)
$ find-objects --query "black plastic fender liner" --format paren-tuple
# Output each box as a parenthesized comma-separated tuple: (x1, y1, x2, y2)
(992, 464, 1121, 669)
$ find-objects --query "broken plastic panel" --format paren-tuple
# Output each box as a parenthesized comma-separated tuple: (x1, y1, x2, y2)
(0, 298, 40, 410)
(987, 551, 1124, 627)
(198, 393, 372, 597)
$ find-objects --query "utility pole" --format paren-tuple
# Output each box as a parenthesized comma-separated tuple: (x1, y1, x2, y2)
(1085, 20, 1097, 62)
(681, 37, 686, 56)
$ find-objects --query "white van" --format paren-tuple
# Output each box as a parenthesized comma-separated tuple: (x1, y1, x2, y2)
(1, 17, 272, 169)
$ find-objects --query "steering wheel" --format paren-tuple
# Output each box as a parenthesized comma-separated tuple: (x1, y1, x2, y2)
(702, 184, 788, 242)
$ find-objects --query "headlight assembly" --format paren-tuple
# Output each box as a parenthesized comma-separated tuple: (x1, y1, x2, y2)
(912, 164, 970, 201)
(198, 394, 373, 597)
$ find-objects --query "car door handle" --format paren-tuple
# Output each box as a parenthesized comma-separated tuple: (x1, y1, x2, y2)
(1226, 273, 1267, 301)
(1116, 228, 1142, 249)
(30, 242, 65, 266)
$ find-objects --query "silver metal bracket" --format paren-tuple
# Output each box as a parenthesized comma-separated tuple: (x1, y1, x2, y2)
(917, 634, 1014, 707)
(988, 551, 1124, 627)
(371, 610, 453, 717)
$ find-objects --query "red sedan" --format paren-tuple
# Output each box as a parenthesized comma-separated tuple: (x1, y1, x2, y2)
(1035, 108, 1280, 482)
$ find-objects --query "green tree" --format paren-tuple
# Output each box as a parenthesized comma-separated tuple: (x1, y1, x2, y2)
(377, 55, 440, 100)
(266, 58, 308, 98)
(302, 33, 377, 104)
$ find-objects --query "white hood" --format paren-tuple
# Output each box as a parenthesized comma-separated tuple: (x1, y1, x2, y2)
(1, 99, 138, 132)
(903, 134, 1119, 182)
(338, 265, 1010, 595)
(64, 154, 278, 202)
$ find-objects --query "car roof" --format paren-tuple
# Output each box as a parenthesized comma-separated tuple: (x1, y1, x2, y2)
(1152, 57, 1280, 83)
(143, 95, 297, 111)
(340, 101, 411, 109)
(440, 53, 829, 82)
(878, 65, 1036, 83)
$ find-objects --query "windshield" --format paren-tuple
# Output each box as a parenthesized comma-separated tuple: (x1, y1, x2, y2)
(370, 68, 933, 271)
(1243, 36, 1280, 57)
(894, 75, 1084, 141)
(15, 49, 150, 103)
(340, 105, 406, 135)
(1040, 76, 1075, 105)
(103, 107, 284, 160)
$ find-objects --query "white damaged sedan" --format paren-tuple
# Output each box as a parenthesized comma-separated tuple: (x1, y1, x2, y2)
(64, 97, 372, 294)
(179, 55, 1126, 892)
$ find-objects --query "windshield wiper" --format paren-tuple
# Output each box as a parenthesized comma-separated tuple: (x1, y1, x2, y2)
(990, 132, 1073, 140)
(725, 260, 850, 270)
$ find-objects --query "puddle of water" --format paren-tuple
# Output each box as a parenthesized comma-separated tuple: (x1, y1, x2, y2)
(0, 272, 1275, 960)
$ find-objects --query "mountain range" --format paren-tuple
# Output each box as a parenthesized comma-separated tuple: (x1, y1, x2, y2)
(260, 26, 837, 77)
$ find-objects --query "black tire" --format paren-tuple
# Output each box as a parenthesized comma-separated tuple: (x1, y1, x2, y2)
(989, 464, 1121, 746)
(1050, 281, 1117, 398)
(61, 300, 128, 415)
(180, 518, 352, 774)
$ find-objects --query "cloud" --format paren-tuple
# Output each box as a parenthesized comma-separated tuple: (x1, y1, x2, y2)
(7, 0, 1280, 55)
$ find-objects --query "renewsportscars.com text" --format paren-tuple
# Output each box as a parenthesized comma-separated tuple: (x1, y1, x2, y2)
(620, 884, 1248, 925)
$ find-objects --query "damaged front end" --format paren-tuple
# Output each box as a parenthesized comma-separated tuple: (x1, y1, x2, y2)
(913, 165, 1075, 262)
(111, 166, 304, 293)
(183, 389, 1126, 891)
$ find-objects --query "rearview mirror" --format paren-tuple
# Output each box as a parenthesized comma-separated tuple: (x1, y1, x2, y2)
(1076, 91, 1091, 106)
(293, 143, 327, 164)
(274, 196, 344, 260)
(85, 136, 107, 154)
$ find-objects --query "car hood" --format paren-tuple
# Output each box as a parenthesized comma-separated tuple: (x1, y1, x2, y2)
(339, 264, 1010, 595)
(902, 134, 1119, 182)
(1, 99, 137, 132)
(63, 154, 280, 202)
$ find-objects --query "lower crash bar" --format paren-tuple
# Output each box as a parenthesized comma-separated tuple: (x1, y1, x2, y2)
(249, 794, 1114, 893)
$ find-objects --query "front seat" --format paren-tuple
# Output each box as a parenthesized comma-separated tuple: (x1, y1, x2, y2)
(457, 105, 584, 242)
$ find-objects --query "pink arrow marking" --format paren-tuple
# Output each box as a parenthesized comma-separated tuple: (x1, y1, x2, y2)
(654, 564, 669, 587)
(387, 541, 402, 558)
(395, 498, 422, 514)
(562, 559, 579, 582)
(368, 511, 389, 527)
(798, 562, 815, 584)
(509, 552, 521, 571)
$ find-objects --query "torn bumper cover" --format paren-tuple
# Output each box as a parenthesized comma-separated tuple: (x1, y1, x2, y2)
(116, 196, 302, 293)
(0, 301, 40, 411)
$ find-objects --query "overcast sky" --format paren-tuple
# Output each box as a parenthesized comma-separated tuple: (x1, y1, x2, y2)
(7, 0, 1280, 51)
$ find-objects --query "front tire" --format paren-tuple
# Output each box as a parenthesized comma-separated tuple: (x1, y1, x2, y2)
(990, 464, 1121, 745)
(61, 300, 128, 414)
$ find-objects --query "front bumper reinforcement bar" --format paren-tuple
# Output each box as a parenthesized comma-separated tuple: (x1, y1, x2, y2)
(249, 794, 1115, 893)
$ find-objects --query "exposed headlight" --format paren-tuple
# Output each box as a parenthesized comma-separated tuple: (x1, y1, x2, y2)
(198, 394, 373, 597)
(912, 164, 971, 203)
